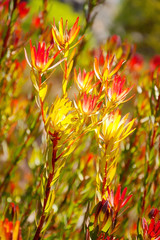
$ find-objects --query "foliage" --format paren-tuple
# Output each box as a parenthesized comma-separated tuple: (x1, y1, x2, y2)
(0, 0, 160, 240)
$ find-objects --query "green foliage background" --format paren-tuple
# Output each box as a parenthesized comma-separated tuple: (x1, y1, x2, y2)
(111, 0, 160, 56)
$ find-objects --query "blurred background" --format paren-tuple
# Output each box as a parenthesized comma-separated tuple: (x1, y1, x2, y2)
(30, 0, 160, 57)
(22, 0, 160, 101)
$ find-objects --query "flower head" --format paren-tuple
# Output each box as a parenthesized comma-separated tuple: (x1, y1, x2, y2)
(128, 53, 143, 71)
(107, 35, 121, 52)
(74, 68, 94, 92)
(101, 110, 135, 146)
(148, 208, 160, 219)
(110, 35, 121, 47)
(76, 92, 102, 115)
(104, 185, 132, 213)
(142, 218, 160, 239)
(24, 40, 63, 73)
(45, 96, 74, 134)
(32, 13, 43, 29)
(18, 2, 30, 18)
(0, 0, 9, 13)
(94, 53, 125, 83)
(52, 17, 83, 56)
(107, 75, 132, 104)
(0, 219, 22, 240)
(92, 185, 132, 234)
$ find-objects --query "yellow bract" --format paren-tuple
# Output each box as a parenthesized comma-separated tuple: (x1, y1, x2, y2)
(45, 96, 74, 134)
(101, 110, 135, 147)
(52, 17, 83, 57)
(39, 83, 48, 102)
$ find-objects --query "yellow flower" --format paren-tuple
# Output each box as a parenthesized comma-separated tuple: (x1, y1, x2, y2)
(101, 110, 135, 146)
(45, 96, 74, 134)
(52, 17, 83, 56)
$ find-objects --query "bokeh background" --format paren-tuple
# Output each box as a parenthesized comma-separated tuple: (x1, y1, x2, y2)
(36, 0, 160, 56)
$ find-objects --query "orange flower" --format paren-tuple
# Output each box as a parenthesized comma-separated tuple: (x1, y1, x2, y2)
(74, 68, 94, 92)
(94, 53, 125, 83)
(24, 40, 64, 73)
(0, 219, 22, 240)
(76, 92, 102, 115)
(52, 17, 83, 56)
(107, 75, 132, 104)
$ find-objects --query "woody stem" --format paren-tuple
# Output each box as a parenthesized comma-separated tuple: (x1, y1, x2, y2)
(33, 132, 58, 240)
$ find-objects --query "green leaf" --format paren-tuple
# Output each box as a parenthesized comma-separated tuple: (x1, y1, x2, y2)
(137, 235, 143, 240)
(45, 190, 55, 213)
(30, 70, 39, 92)
(101, 216, 112, 232)
(41, 212, 54, 233)
(51, 161, 65, 187)
(107, 163, 117, 185)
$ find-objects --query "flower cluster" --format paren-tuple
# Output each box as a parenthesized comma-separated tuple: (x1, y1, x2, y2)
(142, 208, 160, 240)
(2, 1, 159, 239)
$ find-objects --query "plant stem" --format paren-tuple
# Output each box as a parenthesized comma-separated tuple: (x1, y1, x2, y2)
(33, 133, 58, 240)
(0, 0, 18, 60)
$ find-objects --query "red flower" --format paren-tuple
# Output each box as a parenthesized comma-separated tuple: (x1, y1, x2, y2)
(107, 75, 132, 104)
(76, 92, 102, 115)
(25, 40, 64, 72)
(107, 35, 121, 50)
(150, 55, 160, 72)
(18, 2, 30, 18)
(94, 48, 105, 66)
(142, 218, 160, 239)
(110, 35, 121, 47)
(149, 208, 159, 219)
(0, 0, 9, 13)
(105, 185, 132, 213)
(32, 14, 43, 29)
(128, 53, 143, 71)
